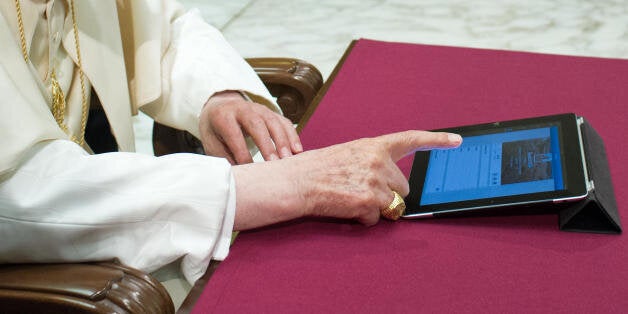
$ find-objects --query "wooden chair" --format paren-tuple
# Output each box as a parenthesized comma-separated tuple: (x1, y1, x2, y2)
(0, 58, 323, 314)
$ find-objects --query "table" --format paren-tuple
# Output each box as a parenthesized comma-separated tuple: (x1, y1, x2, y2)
(192, 39, 628, 313)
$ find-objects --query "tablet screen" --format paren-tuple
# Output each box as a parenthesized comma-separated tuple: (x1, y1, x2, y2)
(421, 126, 563, 205)
(405, 113, 588, 217)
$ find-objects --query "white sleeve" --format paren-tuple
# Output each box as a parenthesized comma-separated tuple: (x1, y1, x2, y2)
(0, 139, 236, 284)
(140, 8, 280, 139)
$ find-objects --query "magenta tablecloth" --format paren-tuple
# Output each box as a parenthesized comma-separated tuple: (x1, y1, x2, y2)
(193, 39, 628, 313)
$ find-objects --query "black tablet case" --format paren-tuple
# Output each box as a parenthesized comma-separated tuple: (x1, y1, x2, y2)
(558, 119, 622, 233)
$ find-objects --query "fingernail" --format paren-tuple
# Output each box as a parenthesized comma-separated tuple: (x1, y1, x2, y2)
(448, 133, 462, 144)
(270, 153, 279, 161)
(293, 142, 303, 153)
(280, 147, 292, 158)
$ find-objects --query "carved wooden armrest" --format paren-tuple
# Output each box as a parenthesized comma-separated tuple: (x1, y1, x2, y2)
(245, 58, 323, 123)
(0, 260, 174, 314)
(152, 57, 324, 156)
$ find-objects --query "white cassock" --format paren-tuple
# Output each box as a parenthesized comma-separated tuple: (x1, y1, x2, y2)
(0, 0, 280, 284)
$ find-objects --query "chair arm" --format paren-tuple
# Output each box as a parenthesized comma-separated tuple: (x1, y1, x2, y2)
(0, 260, 174, 314)
(245, 57, 323, 123)
(152, 57, 323, 156)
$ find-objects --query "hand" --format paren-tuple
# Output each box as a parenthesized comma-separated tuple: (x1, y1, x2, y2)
(198, 91, 303, 164)
(232, 130, 462, 230)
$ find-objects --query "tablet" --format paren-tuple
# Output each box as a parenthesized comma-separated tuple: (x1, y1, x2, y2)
(403, 113, 591, 218)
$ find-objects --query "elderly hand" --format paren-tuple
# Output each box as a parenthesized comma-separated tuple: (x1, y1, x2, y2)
(199, 91, 302, 164)
(232, 130, 462, 230)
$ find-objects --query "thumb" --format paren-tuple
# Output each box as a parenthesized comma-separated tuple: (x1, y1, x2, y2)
(381, 130, 462, 162)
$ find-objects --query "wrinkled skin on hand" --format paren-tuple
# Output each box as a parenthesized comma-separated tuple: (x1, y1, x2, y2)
(199, 91, 302, 164)
(232, 130, 462, 230)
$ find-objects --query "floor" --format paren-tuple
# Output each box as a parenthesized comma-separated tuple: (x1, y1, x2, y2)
(133, 0, 628, 156)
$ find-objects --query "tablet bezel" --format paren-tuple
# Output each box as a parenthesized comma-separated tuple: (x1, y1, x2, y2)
(404, 113, 589, 218)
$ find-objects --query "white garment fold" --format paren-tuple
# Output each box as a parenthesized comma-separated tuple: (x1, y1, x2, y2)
(0, 139, 236, 284)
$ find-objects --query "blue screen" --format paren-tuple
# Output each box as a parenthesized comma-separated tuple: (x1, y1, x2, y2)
(420, 126, 564, 205)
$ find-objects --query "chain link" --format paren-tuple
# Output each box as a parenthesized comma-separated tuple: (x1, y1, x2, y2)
(14, 0, 88, 147)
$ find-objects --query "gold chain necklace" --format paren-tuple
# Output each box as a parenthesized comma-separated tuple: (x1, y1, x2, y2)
(14, 0, 88, 147)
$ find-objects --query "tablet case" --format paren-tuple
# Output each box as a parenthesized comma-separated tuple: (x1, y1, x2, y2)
(558, 118, 622, 234)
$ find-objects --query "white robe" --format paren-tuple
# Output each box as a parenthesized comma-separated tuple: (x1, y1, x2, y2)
(0, 0, 279, 284)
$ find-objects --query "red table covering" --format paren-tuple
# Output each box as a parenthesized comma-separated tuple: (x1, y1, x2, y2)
(193, 39, 628, 313)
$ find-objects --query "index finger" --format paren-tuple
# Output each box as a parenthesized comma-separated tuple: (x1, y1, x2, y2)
(380, 130, 462, 162)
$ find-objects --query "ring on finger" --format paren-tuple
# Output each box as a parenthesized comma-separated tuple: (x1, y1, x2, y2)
(381, 190, 406, 220)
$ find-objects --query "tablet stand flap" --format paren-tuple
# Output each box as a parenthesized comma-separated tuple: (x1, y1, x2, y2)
(558, 119, 622, 233)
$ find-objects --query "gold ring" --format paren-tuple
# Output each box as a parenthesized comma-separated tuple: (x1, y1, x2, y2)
(381, 191, 406, 220)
